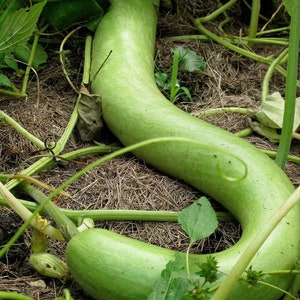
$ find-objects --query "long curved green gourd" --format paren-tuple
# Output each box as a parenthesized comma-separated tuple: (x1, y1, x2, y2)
(66, 1, 300, 299)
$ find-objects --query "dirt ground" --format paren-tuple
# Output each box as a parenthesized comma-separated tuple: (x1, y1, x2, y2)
(0, 1, 299, 299)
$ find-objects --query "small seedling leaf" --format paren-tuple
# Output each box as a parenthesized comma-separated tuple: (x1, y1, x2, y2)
(155, 70, 170, 90)
(174, 46, 206, 72)
(178, 197, 218, 242)
(256, 92, 300, 132)
(178, 86, 192, 102)
(0, 1, 46, 54)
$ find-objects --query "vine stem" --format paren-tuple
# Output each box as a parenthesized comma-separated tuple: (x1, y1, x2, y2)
(247, 0, 260, 48)
(193, 18, 300, 88)
(2, 38, 95, 190)
(0, 292, 33, 300)
(198, 0, 238, 23)
(191, 107, 255, 118)
(261, 47, 289, 103)
(275, 1, 300, 168)
(21, 30, 40, 98)
(0, 181, 64, 240)
(0, 110, 45, 149)
(211, 185, 300, 300)
(7, 136, 245, 241)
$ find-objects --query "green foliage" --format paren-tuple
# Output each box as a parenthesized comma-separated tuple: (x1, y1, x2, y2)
(148, 254, 190, 300)
(243, 266, 265, 287)
(148, 254, 220, 300)
(42, 0, 105, 31)
(174, 46, 206, 72)
(155, 46, 206, 103)
(148, 198, 219, 299)
(0, 0, 108, 96)
(196, 256, 219, 284)
(251, 92, 300, 142)
(0, 73, 12, 88)
(0, 1, 45, 54)
(0, 1, 46, 95)
(14, 43, 47, 69)
(178, 197, 218, 243)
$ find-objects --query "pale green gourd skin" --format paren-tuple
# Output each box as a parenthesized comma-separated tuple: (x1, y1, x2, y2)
(66, 1, 300, 299)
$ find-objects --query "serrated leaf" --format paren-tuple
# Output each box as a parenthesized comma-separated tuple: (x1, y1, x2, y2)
(0, 74, 12, 88)
(148, 254, 188, 300)
(196, 256, 219, 284)
(178, 197, 218, 242)
(0, 1, 46, 54)
(174, 46, 206, 72)
(256, 92, 300, 132)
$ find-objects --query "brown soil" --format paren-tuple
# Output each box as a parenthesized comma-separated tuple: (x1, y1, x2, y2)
(0, 1, 299, 299)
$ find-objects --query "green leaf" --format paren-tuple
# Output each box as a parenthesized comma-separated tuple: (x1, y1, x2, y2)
(178, 197, 218, 242)
(43, 0, 104, 30)
(178, 86, 192, 102)
(255, 92, 300, 132)
(249, 121, 281, 143)
(174, 46, 206, 72)
(0, 1, 46, 54)
(196, 256, 219, 284)
(0, 74, 12, 88)
(155, 70, 170, 90)
(14, 43, 48, 69)
(148, 254, 188, 300)
(244, 266, 265, 287)
(4, 53, 18, 70)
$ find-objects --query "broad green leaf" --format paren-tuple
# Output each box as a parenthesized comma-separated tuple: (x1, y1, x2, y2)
(42, 0, 104, 30)
(174, 46, 206, 72)
(178, 197, 218, 242)
(14, 43, 48, 69)
(0, 74, 12, 88)
(255, 92, 300, 132)
(0, 1, 46, 54)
